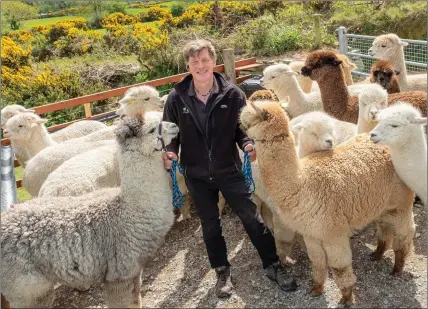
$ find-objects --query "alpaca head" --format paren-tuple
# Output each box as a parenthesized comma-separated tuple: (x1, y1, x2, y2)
(260, 63, 298, 91)
(2, 112, 47, 141)
(301, 50, 343, 81)
(292, 112, 336, 153)
(1, 104, 35, 128)
(358, 84, 388, 123)
(240, 99, 290, 143)
(370, 60, 400, 90)
(368, 33, 408, 59)
(370, 102, 426, 148)
(248, 89, 277, 102)
(160, 94, 169, 108)
(116, 85, 163, 117)
(115, 112, 179, 154)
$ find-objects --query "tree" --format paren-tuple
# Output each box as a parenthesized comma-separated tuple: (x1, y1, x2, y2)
(1, 1, 39, 30)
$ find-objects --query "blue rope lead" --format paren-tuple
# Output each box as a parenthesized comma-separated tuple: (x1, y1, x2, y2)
(170, 160, 185, 209)
(242, 151, 256, 193)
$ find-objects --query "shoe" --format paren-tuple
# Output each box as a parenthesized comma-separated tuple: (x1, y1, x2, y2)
(215, 266, 234, 298)
(266, 261, 298, 292)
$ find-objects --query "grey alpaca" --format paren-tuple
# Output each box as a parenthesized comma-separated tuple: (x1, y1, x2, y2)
(1, 115, 179, 308)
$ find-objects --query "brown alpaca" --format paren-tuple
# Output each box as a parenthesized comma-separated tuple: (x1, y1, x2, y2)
(301, 50, 427, 123)
(240, 100, 415, 306)
(370, 60, 401, 94)
(248, 89, 278, 101)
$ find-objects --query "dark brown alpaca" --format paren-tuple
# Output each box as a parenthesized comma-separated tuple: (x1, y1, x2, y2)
(301, 50, 427, 123)
(370, 60, 401, 94)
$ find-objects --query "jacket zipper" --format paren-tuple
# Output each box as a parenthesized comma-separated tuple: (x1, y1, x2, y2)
(178, 88, 231, 180)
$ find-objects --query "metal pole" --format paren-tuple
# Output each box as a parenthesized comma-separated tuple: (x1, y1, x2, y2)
(336, 26, 348, 54)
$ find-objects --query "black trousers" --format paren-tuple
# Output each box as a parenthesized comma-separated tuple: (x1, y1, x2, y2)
(184, 173, 279, 269)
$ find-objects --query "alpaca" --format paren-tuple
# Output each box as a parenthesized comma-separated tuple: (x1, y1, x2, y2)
(290, 111, 356, 147)
(289, 54, 358, 94)
(1, 114, 179, 308)
(2, 113, 55, 167)
(370, 60, 401, 94)
(1, 104, 107, 142)
(371, 102, 427, 206)
(240, 100, 415, 306)
(368, 33, 427, 92)
(301, 50, 427, 124)
(357, 84, 388, 134)
(248, 89, 277, 101)
(116, 85, 164, 117)
(0, 104, 34, 128)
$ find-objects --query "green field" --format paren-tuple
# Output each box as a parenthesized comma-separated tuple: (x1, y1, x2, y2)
(20, 1, 190, 30)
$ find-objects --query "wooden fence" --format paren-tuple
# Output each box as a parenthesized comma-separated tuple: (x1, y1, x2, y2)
(2, 56, 262, 188)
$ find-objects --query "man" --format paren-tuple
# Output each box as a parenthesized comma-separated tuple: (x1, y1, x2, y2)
(162, 39, 297, 298)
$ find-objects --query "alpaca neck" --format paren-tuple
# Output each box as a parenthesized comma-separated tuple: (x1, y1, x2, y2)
(119, 149, 169, 213)
(357, 114, 377, 134)
(255, 133, 302, 208)
(390, 48, 408, 91)
(26, 126, 56, 158)
(275, 75, 308, 104)
(297, 139, 317, 158)
(389, 131, 427, 205)
(317, 68, 349, 116)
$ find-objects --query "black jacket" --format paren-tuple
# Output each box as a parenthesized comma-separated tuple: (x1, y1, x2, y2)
(162, 72, 253, 180)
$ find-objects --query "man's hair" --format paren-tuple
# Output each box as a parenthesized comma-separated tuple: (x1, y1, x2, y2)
(183, 39, 217, 63)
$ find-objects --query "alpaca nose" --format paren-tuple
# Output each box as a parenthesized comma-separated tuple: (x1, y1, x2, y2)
(301, 67, 311, 76)
(325, 139, 333, 147)
(370, 132, 377, 139)
(370, 110, 378, 118)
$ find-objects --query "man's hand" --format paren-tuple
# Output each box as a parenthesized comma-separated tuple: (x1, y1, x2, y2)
(244, 144, 256, 162)
(162, 152, 178, 170)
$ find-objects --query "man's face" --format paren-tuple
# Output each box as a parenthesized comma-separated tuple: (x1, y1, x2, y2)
(187, 48, 216, 84)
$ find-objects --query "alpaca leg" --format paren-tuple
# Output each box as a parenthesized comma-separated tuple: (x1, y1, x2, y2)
(272, 214, 295, 263)
(177, 194, 192, 221)
(323, 237, 356, 306)
(259, 201, 273, 230)
(2, 272, 54, 308)
(303, 236, 328, 297)
(370, 221, 393, 261)
(389, 210, 415, 275)
(104, 276, 142, 308)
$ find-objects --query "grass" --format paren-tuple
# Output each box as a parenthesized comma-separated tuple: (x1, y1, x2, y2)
(14, 166, 32, 202)
(21, 16, 87, 29)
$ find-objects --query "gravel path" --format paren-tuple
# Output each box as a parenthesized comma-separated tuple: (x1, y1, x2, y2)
(53, 202, 426, 308)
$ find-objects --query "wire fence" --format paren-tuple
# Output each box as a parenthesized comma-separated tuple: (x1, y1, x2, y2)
(336, 26, 427, 79)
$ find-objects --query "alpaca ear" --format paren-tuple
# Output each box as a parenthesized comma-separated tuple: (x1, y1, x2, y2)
(410, 117, 427, 126)
(399, 41, 408, 47)
(394, 70, 400, 76)
(249, 101, 269, 121)
(349, 62, 357, 70)
(35, 119, 48, 125)
(292, 123, 304, 133)
(369, 75, 376, 83)
(23, 109, 35, 113)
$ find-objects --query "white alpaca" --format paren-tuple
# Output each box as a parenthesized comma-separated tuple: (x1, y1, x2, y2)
(357, 84, 388, 134)
(290, 111, 356, 148)
(1, 116, 179, 308)
(370, 102, 427, 206)
(116, 85, 163, 117)
(0, 104, 34, 128)
(2, 113, 55, 167)
(368, 33, 427, 92)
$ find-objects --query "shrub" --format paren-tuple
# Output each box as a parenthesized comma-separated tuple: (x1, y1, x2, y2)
(1, 36, 31, 70)
(171, 4, 185, 17)
(101, 12, 138, 31)
(137, 5, 172, 22)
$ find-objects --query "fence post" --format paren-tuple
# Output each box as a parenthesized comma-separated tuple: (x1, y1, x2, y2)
(84, 103, 92, 118)
(336, 26, 348, 54)
(313, 14, 322, 49)
(222, 49, 237, 85)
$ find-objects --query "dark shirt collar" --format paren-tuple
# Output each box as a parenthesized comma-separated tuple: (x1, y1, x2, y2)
(188, 76, 219, 97)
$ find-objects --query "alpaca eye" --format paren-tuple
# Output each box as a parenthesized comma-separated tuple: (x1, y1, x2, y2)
(144, 98, 150, 101)
(390, 124, 398, 128)
(381, 45, 387, 48)
(148, 128, 156, 133)
(18, 125, 23, 128)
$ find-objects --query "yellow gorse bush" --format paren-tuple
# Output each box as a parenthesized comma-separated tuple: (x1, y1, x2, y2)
(101, 12, 138, 31)
(1, 36, 31, 71)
